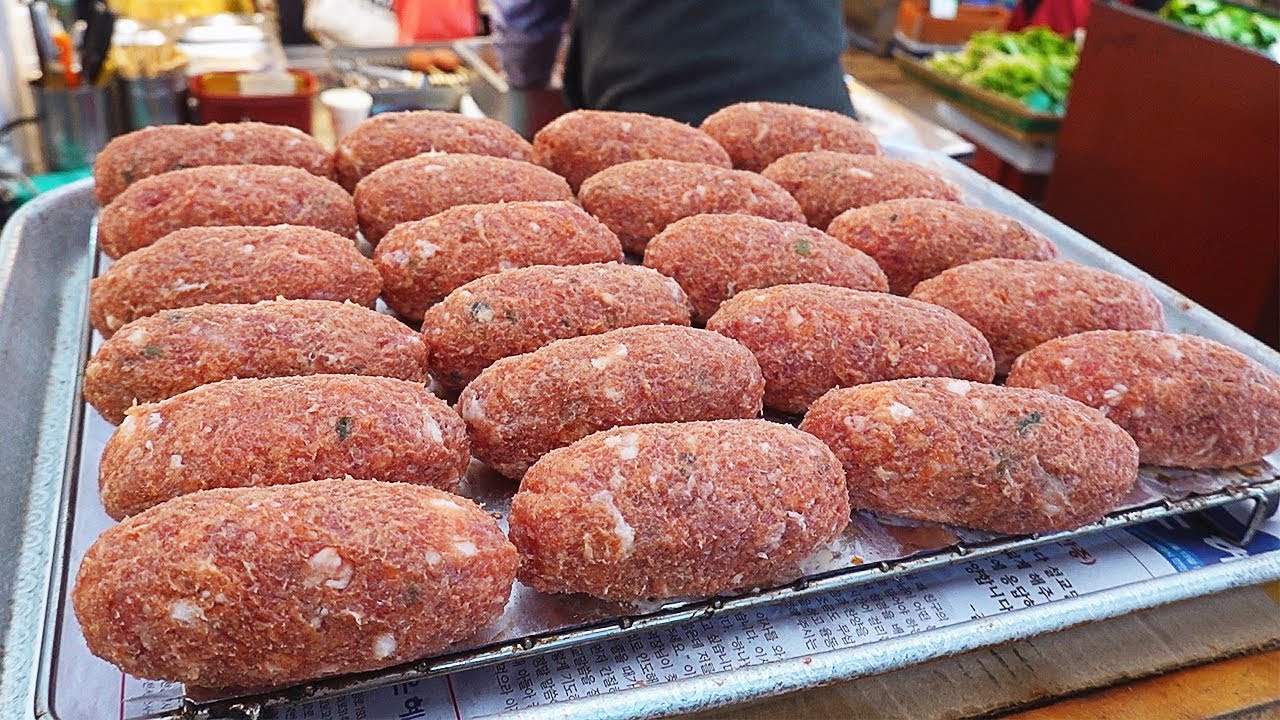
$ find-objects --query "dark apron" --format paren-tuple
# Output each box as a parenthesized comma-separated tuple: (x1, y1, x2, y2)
(562, 0, 855, 125)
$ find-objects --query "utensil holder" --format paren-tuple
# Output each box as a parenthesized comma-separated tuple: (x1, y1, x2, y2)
(121, 72, 188, 129)
(33, 84, 123, 171)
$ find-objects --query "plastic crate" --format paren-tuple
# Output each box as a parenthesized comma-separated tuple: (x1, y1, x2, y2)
(895, 52, 1063, 138)
(188, 69, 318, 132)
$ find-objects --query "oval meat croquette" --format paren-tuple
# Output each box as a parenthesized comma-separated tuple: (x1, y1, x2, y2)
(531, 109, 732, 191)
(93, 122, 334, 204)
(97, 165, 357, 259)
(354, 154, 574, 243)
(577, 159, 804, 254)
(459, 326, 764, 478)
(700, 101, 882, 173)
(1007, 330, 1280, 468)
(334, 110, 533, 191)
(826, 199, 1058, 294)
(643, 214, 889, 322)
(423, 263, 691, 392)
(761, 151, 962, 229)
(99, 375, 470, 519)
(83, 300, 428, 424)
(375, 201, 623, 321)
(706, 284, 994, 415)
(800, 378, 1140, 534)
(509, 420, 849, 600)
(73, 479, 517, 688)
(89, 225, 380, 337)
(910, 259, 1166, 374)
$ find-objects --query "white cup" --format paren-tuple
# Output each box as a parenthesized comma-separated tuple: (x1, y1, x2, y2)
(320, 87, 373, 139)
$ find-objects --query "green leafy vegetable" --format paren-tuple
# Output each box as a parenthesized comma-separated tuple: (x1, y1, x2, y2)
(141, 344, 163, 358)
(1159, 0, 1280, 57)
(925, 27, 1080, 114)
(794, 238, 813, 256)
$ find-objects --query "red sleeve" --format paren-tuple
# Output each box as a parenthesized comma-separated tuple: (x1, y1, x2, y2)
(1037, 0, 1093, 33)
(393, 0, 480, 43)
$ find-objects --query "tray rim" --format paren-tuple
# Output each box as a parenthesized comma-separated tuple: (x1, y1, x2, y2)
(0, 179, 96, 720)
(7, 149, 1280, 718)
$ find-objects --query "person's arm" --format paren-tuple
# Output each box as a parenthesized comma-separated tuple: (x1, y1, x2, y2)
(489, 0, 570, 90)
(303, 0, 399, 47)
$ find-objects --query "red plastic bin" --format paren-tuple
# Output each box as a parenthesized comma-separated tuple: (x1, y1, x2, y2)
(188, 69, 318, 132)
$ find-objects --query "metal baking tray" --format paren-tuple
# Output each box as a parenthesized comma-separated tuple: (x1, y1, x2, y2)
(3, 143, 1280, 720)
(285, 43, 473, 113)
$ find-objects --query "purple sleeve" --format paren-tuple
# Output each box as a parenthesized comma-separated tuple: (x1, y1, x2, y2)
(489, 0, 571, 90)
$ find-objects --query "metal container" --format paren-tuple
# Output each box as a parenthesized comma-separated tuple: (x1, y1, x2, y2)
(120, 72, 188, 129)
(33, 84, 123, 170)
(454, 37, 565, 140)
(843, 0, 903, 56)
(285, 44, 471, 114)
(3, 143, 1280, 719)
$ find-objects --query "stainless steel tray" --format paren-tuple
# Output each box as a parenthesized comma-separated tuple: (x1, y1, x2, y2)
(285, 43, 472, 113)
(4, 142, 1280, 720)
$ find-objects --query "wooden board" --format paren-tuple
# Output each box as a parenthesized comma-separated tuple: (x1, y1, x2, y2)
(687, 582, 1280, 719)
(1005, 650, 1280, 719)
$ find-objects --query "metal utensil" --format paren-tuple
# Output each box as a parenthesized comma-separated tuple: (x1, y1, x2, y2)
(29, 1, 61, 84)
(79, 3, 115, 85)
(331, 56, 424, 89)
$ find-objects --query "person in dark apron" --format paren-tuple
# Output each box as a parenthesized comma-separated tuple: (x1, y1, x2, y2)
(491, 0, 855, 125)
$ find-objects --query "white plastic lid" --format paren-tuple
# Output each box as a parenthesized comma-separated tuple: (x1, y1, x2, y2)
(320, 87, 374, 112)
